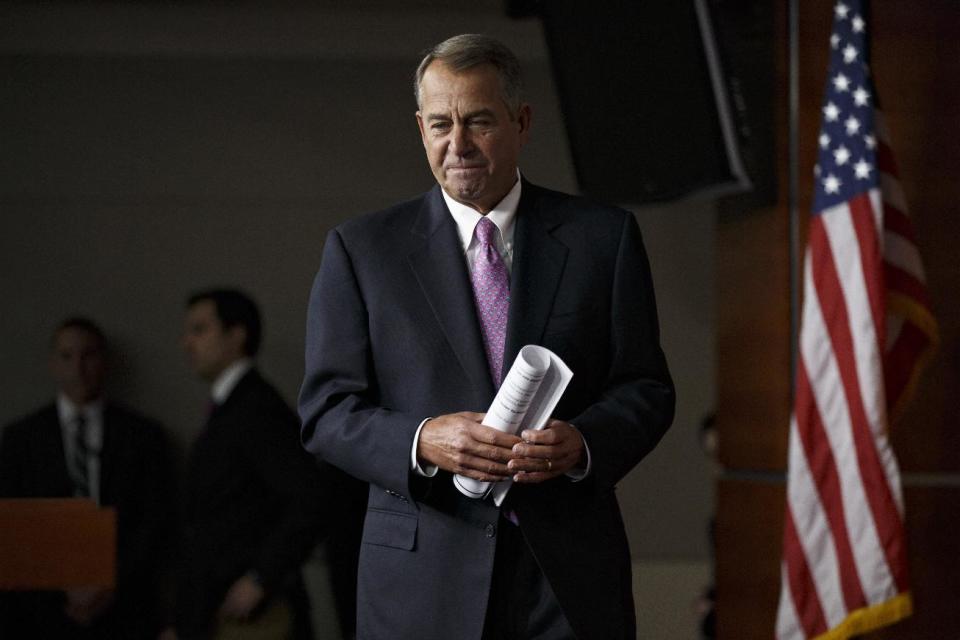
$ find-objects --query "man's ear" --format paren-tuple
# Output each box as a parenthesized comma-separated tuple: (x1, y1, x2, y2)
(517, 103, 532, 144)
(227, 325, 248, 356)
(416, 111, 428, 147)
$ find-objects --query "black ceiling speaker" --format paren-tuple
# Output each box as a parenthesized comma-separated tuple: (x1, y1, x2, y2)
(517, 0, 774, 206)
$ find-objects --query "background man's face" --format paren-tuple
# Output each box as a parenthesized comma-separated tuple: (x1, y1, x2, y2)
(416, 61, 531, 214)
(50, 327, 106, 405)
(181, 300, 244, 382)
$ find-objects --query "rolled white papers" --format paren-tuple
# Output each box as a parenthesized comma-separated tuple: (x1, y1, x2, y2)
(453, 344, 572, 504)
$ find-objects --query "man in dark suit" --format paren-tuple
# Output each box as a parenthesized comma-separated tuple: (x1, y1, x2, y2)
(0, 317, 175, 639)
(299, 34, 675, 640)
(167, 288, 341, 640)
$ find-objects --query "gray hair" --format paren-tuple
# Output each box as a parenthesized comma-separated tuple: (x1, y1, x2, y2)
(413, 34, 523, 115)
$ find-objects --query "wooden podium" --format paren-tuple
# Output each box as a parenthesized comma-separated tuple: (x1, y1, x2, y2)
(0, 498, 116, 590)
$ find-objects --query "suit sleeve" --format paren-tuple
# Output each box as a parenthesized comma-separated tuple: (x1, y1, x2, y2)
(240, 409, 330, 594)
(570, 213, 676, 492)
(299, 229, 424, 499)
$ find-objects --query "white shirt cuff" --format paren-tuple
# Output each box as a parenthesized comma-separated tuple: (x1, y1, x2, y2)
(411, 417, 439, 477)
(565, 424, 592, 482)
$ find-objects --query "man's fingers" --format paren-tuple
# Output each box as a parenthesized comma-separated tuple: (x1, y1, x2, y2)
(511, 441, 552, 459)
(469, 422, 522, 448)
(508, 421, 584, 482)
(520, 419, 574, 445)
(508, 450, 579, 473)
(511, 438, 577, 460)
(418, 412, 519, 475)
(520, 427, 560, 445)
(511, 451, 581, 482)
(449, 452, 512, 480)
(512, 420, 582, 460)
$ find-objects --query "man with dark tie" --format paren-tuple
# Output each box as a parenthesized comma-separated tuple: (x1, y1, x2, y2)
(166, 288, 336, 640)
(0, 317, 175, 639)
(299, 34, 675, 640)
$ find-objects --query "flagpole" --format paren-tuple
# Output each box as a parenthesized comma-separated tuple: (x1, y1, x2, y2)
(788, 0, 800, 397)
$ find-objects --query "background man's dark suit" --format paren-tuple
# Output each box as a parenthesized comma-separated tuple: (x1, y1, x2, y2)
(300, 180, 675, 640)
(0, 403, 174, 639)
(175, 367, 330, 639)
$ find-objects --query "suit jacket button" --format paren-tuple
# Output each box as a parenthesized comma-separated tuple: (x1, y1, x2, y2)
(485, 523, 496, 538)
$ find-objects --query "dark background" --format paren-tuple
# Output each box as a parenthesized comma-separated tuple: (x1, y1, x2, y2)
(4, 1, 955, 638)
(1, 2, 717, 637)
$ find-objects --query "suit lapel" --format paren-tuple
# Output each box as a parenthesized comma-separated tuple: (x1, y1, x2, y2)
(504, 181, 569, 369)
(37, 406, 75, 496)
(407, 186, 495, 399)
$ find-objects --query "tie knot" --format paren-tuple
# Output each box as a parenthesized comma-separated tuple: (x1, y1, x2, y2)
(474, 217, 498, 245)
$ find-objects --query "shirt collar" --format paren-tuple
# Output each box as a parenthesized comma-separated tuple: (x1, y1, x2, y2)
(56, 393, 104, 426)
(441, 171, 522, 251)
(211, 357, 253, 405)
(56, 393, 105, 452)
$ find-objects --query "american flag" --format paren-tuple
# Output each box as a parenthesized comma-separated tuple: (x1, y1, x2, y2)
(776, 2, 938, 639)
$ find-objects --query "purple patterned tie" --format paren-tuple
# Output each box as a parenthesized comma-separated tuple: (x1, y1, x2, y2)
(471, 217, 510, 386)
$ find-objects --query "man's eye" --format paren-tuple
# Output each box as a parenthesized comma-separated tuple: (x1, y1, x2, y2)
(431, 122, 451, 131)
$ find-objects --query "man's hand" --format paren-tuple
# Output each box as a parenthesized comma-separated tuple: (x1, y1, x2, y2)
(417, 412, 521, 481)
(508, 419, 586, 483)
(64, 586, 114, 626)
(218, 574, 265, 621)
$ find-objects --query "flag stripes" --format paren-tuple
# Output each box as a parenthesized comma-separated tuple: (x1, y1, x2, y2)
(777, 3, 937, 637)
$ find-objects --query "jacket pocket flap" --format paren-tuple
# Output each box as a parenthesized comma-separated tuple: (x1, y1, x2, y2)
(362, 509, 418, 550)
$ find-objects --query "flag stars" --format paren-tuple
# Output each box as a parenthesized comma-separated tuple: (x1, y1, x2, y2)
(819, 133, 831, 149)
(854, 159, 873, 180)
(833, 145, 851, 166)
(824, 102, 841, 122)
(842, 44, 859, 64)
(832, 73, 851, 92)
(864, 133, 877, 150)
(852, 15, 865, 33)
(845, 116, 861, 135)
(835, 3, 850, 19)
(853, 86, 871, 106)
(823, 174, 842, 194)
(831, 33, 841, 49)
(814, 164, 822, 177)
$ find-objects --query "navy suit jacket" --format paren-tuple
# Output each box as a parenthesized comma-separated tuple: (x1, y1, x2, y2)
(176, 368, 330, 638)
(299, 180, 675, 640)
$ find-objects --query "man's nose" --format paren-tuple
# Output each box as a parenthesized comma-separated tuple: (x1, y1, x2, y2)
(448, 123, 474, 156)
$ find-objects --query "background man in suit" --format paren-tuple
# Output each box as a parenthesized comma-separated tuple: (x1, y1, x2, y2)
(0, 317, 175, 639)
(299, 34, 675, 640)
(167, 289, 334, 640)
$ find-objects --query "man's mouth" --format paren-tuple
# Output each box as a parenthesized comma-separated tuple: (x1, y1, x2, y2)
(447, 165, 485, 174)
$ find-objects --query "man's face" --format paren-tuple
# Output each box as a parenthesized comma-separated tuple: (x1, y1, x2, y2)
(50, 327, 106, 405)
(181, 300, 245, 382)
(416, 61, 531, 214)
